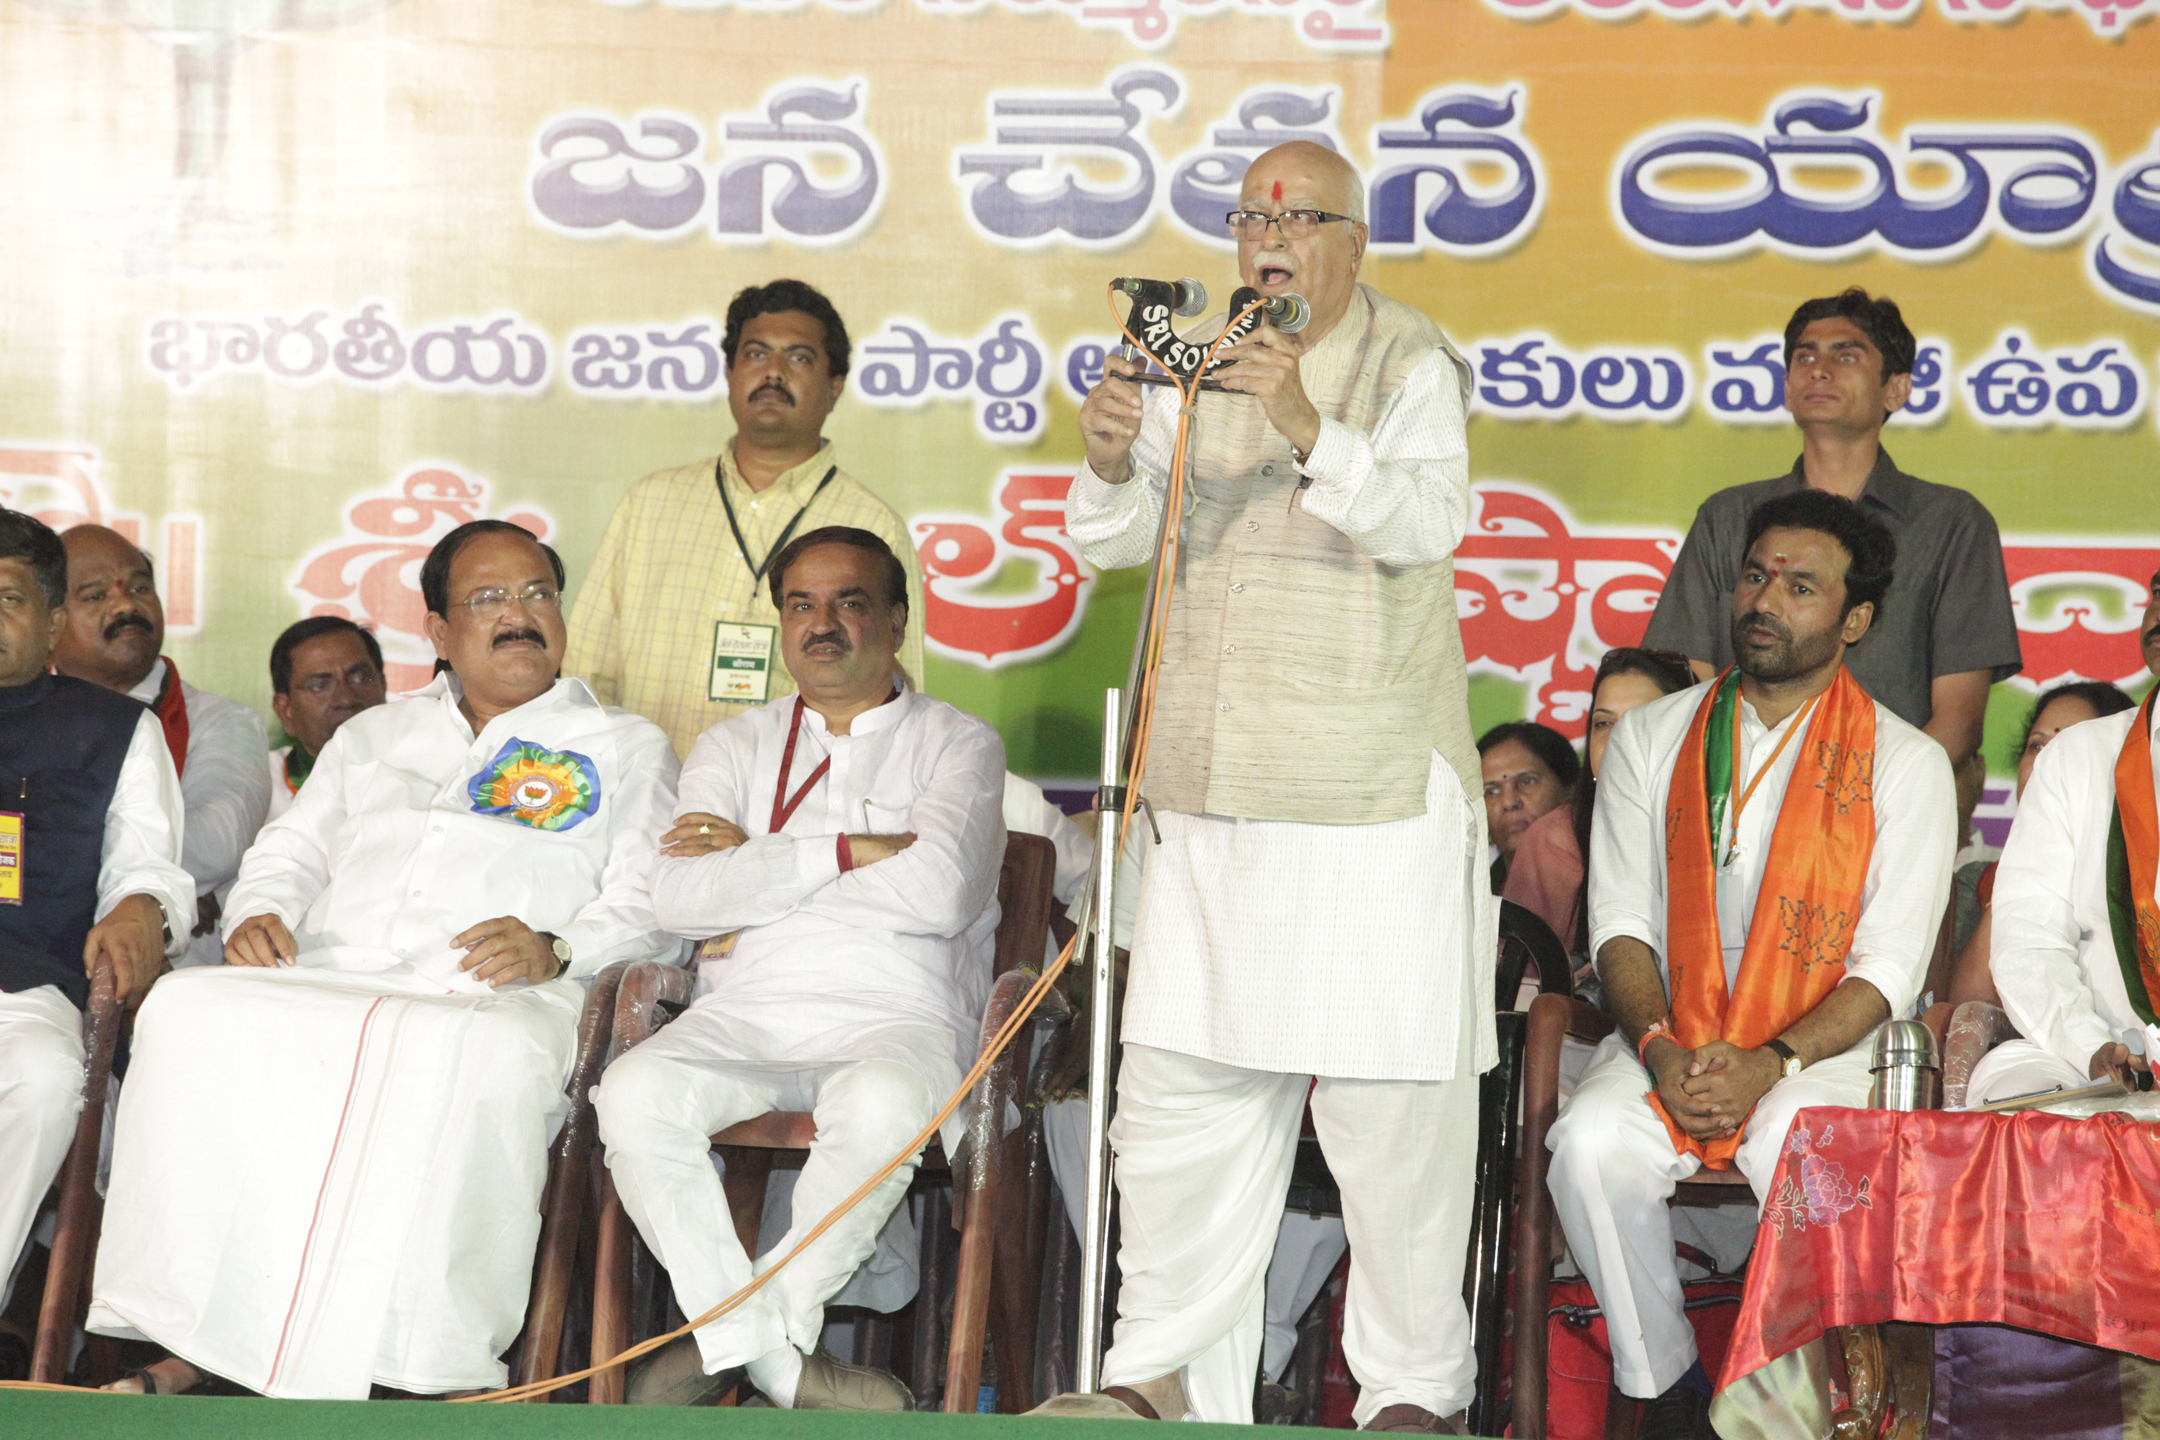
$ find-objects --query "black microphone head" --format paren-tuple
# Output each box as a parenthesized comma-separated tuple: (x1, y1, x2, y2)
(1171, 279, 1209, 317)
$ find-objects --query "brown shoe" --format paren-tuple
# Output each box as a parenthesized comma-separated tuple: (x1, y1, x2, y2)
(624, 1335, 743, 1406)
(1362, 1403, 1471, 1434)
(790, 1348, 913, 1411)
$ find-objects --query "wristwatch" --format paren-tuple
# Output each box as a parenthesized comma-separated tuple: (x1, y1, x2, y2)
(1764, 1037, 1804, 1079)
(540, 932, 571, 977)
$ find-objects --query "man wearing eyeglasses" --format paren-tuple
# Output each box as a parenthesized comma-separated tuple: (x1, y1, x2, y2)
(89, 520, 682, 1400)
(263, 616, 389, 824)
(568, 279, 926, 757)
(1043, 143, 1484, 1433)
(52, 524, 273, 970)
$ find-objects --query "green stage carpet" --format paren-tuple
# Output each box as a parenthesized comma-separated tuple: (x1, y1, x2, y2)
(2, 1395, 1498, 1439)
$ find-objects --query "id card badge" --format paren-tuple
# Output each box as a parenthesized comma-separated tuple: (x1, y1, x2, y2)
(709, 622, 777, 704)
(0, 812, 21, 906)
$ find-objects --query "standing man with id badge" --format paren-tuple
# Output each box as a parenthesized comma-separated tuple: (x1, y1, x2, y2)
(567, 279, 927, 757)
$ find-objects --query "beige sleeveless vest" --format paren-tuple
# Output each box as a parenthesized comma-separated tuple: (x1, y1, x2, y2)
(1143, 284, 1477, 825)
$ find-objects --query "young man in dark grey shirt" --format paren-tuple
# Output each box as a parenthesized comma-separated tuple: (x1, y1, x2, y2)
(1643, 289, 2020, 770)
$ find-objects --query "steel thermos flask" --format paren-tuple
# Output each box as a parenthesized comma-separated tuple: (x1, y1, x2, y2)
(1868, 1019, 1942, 1112)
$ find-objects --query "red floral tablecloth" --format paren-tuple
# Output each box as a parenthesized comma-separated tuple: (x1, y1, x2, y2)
(1718, 1106, 2160, 1398)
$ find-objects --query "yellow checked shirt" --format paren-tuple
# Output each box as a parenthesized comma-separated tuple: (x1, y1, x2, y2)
(565, 442, 926, 757)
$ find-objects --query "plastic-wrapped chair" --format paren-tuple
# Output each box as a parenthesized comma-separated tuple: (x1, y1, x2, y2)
(1929, 999, 2015, 1110)
(29, 955, 124, 1385)
(588, 832, 1060, 1412)
(510, 958, 635, 1395)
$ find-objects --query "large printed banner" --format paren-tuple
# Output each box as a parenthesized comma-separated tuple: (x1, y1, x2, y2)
(1, 0, 2155, 783)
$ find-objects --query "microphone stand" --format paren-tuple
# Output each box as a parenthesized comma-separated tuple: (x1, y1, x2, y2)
(1071, 330, 1205, 1393)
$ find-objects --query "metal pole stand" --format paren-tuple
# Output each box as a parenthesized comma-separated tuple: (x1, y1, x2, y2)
(1074, 686, 1124, 1392)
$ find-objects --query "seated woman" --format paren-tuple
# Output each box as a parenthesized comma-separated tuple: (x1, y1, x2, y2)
(1479, 720, 1579, 893)
(1945, 678, 2136, 1007)
(1503, 649, 1693, 997)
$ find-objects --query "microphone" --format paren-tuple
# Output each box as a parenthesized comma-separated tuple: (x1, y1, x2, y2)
(1227, 287, 1311, 335)
(1259, 292, 1310, 333)
(1111, 276, 1209, 318)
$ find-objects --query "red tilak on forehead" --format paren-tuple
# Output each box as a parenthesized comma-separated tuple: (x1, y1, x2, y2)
(1272, 179, 1283, 204)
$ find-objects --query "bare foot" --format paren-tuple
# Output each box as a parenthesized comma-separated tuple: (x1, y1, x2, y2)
(104, 1357, 202, 1395)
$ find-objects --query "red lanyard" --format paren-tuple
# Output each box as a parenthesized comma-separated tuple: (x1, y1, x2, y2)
(770, 697, 832, 833)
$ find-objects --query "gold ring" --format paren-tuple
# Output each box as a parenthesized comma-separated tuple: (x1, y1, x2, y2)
(699, 824, 712, 835)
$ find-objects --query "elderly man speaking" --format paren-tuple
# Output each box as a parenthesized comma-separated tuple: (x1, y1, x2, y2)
(89, 520, 680, 1399)
(1037, 141, 1484, 1432)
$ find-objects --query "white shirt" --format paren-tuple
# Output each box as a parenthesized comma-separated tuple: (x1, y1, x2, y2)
(128, 659, 271, 900)
(99, 710, 196, 953)
(266, 746, 295, 823)
(1991, 704, 2160, 1069)
(652, 689, 1007, 1080)
(224, 674, 680, 992)
(1002, 773, 1092, 906)
(1591, 678, 1956, 1019)
(1066, 346, 1470, 572)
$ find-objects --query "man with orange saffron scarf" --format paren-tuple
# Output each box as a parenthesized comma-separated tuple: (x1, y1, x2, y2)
(1547, 489, 1955, 1440)
(1967, 570, 2160, 1106)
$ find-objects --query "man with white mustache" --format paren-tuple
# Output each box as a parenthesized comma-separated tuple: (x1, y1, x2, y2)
(1039, 141, 1486, 1434)
(567, 279, 926, 757)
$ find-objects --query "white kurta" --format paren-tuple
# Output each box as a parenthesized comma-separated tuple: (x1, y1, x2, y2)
(1065, 347, 1490, 1084)
(1969, 704, 2160, 1105)
(1, 712, 190, 1297)
(595, 688, 1005, 1375)
(1550, 678, 1956, 1398)
(265, 745, 296, 823)
(89, 675, 679, 1399)
(1065, 315, 1491, 1426)
(128, 662, 274, 970)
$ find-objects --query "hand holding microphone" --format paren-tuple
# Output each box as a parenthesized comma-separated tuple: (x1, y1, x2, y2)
(1088, 276, 1320, 479)
(1215, 286, 1322, 457)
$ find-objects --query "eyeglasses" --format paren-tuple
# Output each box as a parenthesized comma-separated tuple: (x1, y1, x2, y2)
(292, 664, 384, 698)
(1224, 208, 1358, 240)
(456, 584, 562, 621)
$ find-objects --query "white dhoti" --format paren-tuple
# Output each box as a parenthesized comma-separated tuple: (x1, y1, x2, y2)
(1042, 1092, 1349, 1387)
(1, 986, 85, 1301)
(1098, 755, 1490, 1426)
(593, 1000, 953, 1376)
(87, 964, 578, 1398)
(1102, 1045, 1479, 1423)
(1546, 1032, 1874, 1398)
(1963, 1039, 2090, 1107)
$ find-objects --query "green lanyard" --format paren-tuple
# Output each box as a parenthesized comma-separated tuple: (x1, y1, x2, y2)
(716, 462, 838, 586)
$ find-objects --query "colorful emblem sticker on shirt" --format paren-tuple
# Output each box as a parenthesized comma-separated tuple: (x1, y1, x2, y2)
(467, 738, 601, 832)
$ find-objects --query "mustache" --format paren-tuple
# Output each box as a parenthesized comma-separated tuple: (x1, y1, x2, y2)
(1735, 611, 1792, 645)
(491, 627, 546, 649)
(103, 613, 153, 642)
(750, 380, 794, 405)
(801, 629, 852, 653)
